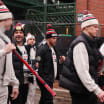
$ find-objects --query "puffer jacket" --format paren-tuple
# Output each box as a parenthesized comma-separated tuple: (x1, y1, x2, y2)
(60, 33, 102, 94)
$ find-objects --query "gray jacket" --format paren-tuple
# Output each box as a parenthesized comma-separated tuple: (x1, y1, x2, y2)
(0, 27, 19, 88)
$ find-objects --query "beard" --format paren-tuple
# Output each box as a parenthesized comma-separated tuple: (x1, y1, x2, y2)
(50, 41, 56, 47)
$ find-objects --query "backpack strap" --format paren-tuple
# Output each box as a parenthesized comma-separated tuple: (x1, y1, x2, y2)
(2, 56, 6, 76)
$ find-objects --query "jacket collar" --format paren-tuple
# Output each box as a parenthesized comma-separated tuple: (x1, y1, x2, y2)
(0, 27, 5, 33)
(45, 42, 56, 51)
(81, 32, 97, 48)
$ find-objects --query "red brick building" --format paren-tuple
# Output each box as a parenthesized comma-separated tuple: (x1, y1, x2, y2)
(76, 0, 104, 36)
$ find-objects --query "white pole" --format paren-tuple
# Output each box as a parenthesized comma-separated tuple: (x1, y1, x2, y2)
(43, 0, 47, 5)
(52, 0, 55, 3)
(57, 0, 60, 5)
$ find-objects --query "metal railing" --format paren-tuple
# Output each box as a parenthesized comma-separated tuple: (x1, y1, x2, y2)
(25, 2, 76, 38)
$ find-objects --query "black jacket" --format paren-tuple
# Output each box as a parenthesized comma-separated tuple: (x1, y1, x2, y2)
(12, 45, 31, 84)
(37, 43, 59, 83)
(60, 33, 102, 94)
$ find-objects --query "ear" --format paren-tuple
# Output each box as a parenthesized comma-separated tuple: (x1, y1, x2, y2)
(84, 26, 89, 30)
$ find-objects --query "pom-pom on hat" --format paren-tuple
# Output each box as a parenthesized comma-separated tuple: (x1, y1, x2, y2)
(81, 10, 99, 29)
(47, 24, 52, 29)
(0, 1, 13, 20)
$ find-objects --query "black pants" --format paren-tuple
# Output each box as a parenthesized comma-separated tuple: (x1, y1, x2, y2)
(70, 91, 97, 104)
(37, 79, 53, 104)
(8, 84, 29, 104)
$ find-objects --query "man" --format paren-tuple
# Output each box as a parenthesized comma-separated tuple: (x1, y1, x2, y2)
(60, 12, 104, 104)
(37, 28, 58, 104)
(37, 27, 65, 104)
(8, 23, 29, 104)
(0, 1, 19, 104)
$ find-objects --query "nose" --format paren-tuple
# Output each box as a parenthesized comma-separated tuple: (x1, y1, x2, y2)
(17, 33, 21, 36)
(16, 33, 22, 37)
(96, 27, 99, 31)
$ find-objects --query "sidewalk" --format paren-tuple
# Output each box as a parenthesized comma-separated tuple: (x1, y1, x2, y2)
(34, 80, 72, 104)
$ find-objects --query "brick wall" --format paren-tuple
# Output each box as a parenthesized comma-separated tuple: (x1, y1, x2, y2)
(76, 0, 104, 36)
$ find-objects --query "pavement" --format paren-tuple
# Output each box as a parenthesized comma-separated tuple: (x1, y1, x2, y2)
(34, 81, 72, 104)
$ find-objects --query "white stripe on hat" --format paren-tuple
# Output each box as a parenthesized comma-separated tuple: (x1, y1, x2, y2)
(0, 12, 12, 20)
(81, 18, 99, 29)
(0, 2, 13, 20)
(51, 34, 57, 37)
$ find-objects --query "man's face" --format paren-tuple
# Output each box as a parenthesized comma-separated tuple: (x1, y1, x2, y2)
(13, 31, 24, 43)
(4, 18, 13, 31)
(48, 37, 57, 46)
(27, 38, 35, 46)
(86, 24, 99, 37)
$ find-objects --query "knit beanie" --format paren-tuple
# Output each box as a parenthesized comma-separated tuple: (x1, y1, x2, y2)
(46, 24, 57, 38)
(13, 22, 24, 34)
(26, 33, 35, 42)
(46, 29, 58, 39)
(81, 11, 99, 29)
(0, 1, 13, 20)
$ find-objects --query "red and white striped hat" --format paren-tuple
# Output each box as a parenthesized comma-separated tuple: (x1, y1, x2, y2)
(81, 10, 99, 29)
(46, 28, 57, 38)
(46, 24, 57, 38)
(0, 1, 13, 20)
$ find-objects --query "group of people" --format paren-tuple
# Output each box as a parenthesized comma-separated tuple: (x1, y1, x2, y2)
(0, 1, 65, 104)
(1, 1, 104, 104)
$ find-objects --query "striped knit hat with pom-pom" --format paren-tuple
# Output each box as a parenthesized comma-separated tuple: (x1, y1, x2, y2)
(81, 10, 99, 29)
(0, 1, 13, 20)
(13, 22, 25, 34)
(46, 24, 57, 38)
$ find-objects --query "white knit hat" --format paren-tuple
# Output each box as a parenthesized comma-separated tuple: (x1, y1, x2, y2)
(81, 13, 99, 29)
(0, 1, 13, 20)
(26, 33, 35, 42)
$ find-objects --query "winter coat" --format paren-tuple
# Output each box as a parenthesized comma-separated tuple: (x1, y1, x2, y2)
(36, 43, 59, 83)
(60, 33, 102, 94)
(0, 27, 19, 88)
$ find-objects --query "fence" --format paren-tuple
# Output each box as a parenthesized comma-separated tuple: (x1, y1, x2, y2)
(25, 2, 76, 39)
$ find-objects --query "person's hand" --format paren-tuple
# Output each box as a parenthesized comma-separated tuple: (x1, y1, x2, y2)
(11, 88, 19, 100)
(35, 62, 39, 69)
(97, 90, 104, 103)
(59, 56, 66, 64)
(5, 43, 16, 54)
